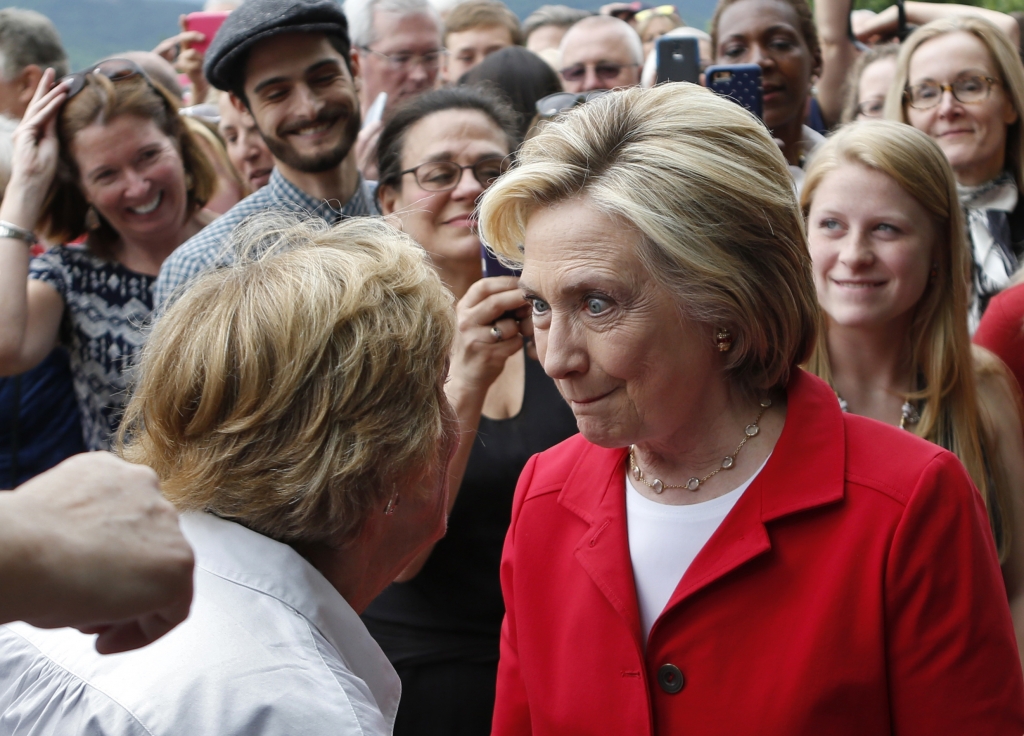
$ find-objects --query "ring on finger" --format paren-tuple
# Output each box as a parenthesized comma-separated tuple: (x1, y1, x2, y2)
(490, 325, 504, 342)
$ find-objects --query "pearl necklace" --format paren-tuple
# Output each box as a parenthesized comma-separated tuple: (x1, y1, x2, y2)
(628, 398, 772, 494)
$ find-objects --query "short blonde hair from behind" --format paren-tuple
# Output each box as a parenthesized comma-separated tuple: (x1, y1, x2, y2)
(119, 214, 456, 547)
(479, 83, 819, 395)
(885, 16, 1024, 186)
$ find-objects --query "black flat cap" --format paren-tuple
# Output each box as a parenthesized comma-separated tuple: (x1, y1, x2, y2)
(204, 0, 350, 93)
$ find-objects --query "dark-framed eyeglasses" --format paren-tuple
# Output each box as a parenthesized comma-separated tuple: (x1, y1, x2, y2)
(359, 46, 446, 72)
(904, 75, 1001, 109)
(559, 62, 639, 83)
(401, 157, 511, 192)
(535, 90, 611, 119)
(58, 58, 149, 101)
(855, 97, 885, 119)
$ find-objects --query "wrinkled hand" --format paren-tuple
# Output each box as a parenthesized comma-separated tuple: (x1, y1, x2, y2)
(6, 69, 67, 218)
(355, 120, 383, 180)
(447, 276, 529, 398)
(9, 453, 194, 654)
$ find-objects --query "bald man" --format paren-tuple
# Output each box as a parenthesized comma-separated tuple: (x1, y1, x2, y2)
(558, 15, 643, 93)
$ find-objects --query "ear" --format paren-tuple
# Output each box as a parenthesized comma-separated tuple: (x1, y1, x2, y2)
(228, 92, 248, 114)
(349, 48, 362, 92)
(18, 65, 44, 107)
(378, 183, 400, 215)
(1004, 94, 1019, 126)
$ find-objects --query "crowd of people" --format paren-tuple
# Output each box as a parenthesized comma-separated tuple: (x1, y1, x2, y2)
(2, 0, 1024, 732)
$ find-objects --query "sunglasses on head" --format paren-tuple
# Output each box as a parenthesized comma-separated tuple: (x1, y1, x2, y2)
(58, 58, 149, 100)
(535, 90, 611, 119)
(634, 5, 677, 24)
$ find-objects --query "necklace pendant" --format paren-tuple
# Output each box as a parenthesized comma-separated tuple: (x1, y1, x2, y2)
(901, 401, 920, 426)
(721, 455, 735, 469)
(631, 465, 642, 482)
(651, 478, 665, 494)
(685, 477, 700, 491)
(744, 424, 760, 437)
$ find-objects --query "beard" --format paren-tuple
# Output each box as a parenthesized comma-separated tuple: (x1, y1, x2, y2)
(260, 101, 361, 174)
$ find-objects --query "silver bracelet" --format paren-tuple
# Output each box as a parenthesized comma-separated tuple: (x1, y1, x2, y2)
(0, 220, 36, 245)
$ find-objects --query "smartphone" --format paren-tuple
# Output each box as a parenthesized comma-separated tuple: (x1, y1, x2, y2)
(705, 64, 763, 120)
(363, 92, 388, 128)
(655, 37, 700, 85)
(481, 243, 521, 278)
(184, 11, 230, 56)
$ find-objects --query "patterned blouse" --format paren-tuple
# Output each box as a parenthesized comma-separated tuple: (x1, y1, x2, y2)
(29, 247, 154, 451)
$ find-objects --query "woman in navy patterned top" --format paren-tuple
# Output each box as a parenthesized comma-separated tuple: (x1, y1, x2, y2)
(0, 62, 218, 449)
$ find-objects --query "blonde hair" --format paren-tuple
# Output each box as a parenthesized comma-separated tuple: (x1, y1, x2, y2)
(885, 15, 1024, 186)
(479, 83, 819, 395)
(119, 214, 456, 546)
(801, 120, 1012, 560)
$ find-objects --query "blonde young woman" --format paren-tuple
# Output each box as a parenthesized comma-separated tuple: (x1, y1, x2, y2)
(801, 120, 1024, 666)
(886, 16, 1024, 329)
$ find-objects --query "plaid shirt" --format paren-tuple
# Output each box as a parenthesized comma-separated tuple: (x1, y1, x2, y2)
(154, 169, 379, 308)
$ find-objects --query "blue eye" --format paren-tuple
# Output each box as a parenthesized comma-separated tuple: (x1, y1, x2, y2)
(530, 297, 550, 315)
(586, 297, 609, 315)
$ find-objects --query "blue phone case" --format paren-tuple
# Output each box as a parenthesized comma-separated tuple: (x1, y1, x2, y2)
(705, 64, 763, 120)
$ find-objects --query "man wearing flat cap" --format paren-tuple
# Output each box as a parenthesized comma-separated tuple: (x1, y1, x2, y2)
(154, 0, 379, 308)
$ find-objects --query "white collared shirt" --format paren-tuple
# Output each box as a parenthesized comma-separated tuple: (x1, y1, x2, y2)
(0, 512, 400, 736)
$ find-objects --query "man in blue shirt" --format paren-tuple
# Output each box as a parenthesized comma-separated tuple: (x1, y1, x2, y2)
(154, 0, 380, 308)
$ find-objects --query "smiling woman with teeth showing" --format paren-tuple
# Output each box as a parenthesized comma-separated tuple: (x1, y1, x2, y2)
(0, 61, 217, 450)
(803, 120, 1024, 670)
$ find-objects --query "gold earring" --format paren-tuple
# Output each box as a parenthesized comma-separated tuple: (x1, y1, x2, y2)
(185, 171, 195, 191)
(384, 495, 400, 516)
(715, 328, 734, 352)
(85, 206, 101, 231)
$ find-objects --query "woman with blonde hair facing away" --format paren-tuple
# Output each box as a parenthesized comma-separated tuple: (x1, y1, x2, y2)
(479, 83, 1024, 734)
(0, 214, 460, 735)
(802, 119, 1024, 663)
(886, 16, 1024, 328)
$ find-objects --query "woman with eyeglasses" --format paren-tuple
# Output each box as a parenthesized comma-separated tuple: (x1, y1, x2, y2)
(635, 5, 684, 58)
(365, 85, 579, 736)
(0, 63, 217, 450)
(888, 16, 1024, 329)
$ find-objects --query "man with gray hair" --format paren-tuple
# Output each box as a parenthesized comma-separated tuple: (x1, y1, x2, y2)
(557, 14, 643, 93)
(343, 0, 443, 119)
(0, 8, 68, 120)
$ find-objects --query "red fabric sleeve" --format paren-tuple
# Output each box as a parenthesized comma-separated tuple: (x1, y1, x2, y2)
(975, 285, 1024, 395)
(491, 453, 539, 736)
(885, 451, 1024, 733)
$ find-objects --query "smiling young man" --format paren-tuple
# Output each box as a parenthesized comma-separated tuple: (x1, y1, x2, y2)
(154, 0, 379, 308)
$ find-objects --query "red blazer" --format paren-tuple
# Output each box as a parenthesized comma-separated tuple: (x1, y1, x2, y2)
(493, 370, 1024, 735)
(975, 283, 1024, 396)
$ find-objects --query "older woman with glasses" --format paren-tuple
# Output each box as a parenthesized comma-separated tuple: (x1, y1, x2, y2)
(887, 16, 1024, 329)
(479, 82, 1024, 735)
(0, 63, 217, 450)
(366, 85, 579, 736)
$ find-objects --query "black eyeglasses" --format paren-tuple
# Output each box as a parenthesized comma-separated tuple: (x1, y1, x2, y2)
(401, 157, 511, 192)
(535, 90, 611, 119)
(905, 75, 1001, 109)
(58, 58, 150, 100)
(559, 62, 638, 83)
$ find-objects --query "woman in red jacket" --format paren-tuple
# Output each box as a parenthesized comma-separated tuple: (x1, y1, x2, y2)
(477, 83, 1024, 735)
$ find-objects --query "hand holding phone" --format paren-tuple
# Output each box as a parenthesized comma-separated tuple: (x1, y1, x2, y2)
(184, 11, 230, 56)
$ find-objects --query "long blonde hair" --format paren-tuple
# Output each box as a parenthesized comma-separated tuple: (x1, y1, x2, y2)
(885, 15, 1024, 188)
(802, 120, 1011, 560)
